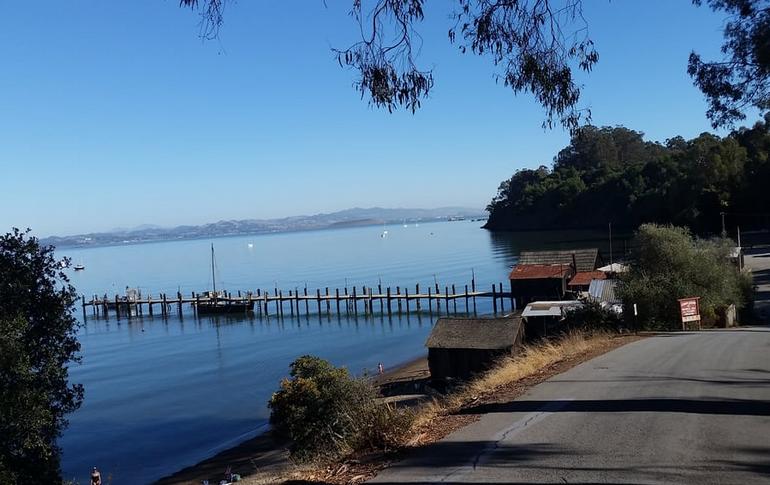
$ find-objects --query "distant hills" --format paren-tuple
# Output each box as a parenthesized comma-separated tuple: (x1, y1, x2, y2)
(43, 207, 486, 248)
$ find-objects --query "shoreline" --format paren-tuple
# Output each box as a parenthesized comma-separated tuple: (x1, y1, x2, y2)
(154, 353, 429, 485)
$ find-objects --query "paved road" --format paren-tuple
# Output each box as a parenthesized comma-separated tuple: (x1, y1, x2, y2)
(371, 329, 770, 484)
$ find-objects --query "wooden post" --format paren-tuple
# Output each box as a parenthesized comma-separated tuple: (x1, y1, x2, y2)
(465, 285, 469, 313)
(509, 279, 515, 310)
(304, 287, 309, 314)
(316, 289, 322, 314)
(445, 286, 450, 313)
(335, 288, 341, 313)
(352, 286, 358, 314)
(405, 288, 410, 313)
(386, 287, 392, 315)
(263, 290, 269, 316)
(279, 291, 284, 317)
(325, 287, 331, 312)
(452, 284, 457, 313)
(369, 287, 374, 315)
(288, 290, 294, 316)
(344, 287, 350, 315)
(177, 291, 183, 316)
(428, 287, 433, 313)
(162, 293, 167, 318)
(81, 296, 87, 320)
(492, 284, 497, 314)
(397, 286, 402, 312)
(378, 283, 383, 312)
(415, 284, 421, 310)
(115, 294, 121, 319)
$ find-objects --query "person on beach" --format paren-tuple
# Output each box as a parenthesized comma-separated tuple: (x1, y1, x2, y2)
(90, 466, 102, 485)
(378, 362, 384, 375)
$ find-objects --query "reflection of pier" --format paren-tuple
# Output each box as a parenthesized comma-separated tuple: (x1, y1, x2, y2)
(81, 281, 517, 320)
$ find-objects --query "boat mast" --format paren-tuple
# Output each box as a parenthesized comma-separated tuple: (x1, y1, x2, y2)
(211, 243, 216, 294)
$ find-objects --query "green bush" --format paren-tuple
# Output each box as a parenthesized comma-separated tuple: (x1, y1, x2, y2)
(617, 224, 748, 330)
(268, 355, 413, 461)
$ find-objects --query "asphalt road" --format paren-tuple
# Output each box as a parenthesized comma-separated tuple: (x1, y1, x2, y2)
(370, 329, 770, 484)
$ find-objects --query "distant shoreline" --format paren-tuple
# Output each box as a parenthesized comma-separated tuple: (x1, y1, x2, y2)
(49, 218, 487, 251)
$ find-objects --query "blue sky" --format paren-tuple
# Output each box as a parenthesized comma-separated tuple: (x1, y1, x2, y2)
(0, 1, 747, 236)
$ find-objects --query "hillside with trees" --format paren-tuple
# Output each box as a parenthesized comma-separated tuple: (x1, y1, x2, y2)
(485, 115, 770, 233)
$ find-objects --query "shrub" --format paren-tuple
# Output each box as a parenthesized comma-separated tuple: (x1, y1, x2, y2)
(617, 224, 748, 330)
(268, 355, 413, 461)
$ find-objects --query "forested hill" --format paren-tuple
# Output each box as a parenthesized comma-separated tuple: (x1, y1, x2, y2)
(484, 115, 770, 234)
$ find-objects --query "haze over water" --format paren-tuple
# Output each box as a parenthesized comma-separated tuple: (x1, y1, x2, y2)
(57, 221, 612, 484)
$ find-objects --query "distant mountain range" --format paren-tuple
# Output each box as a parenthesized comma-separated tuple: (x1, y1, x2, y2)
(43, 207, 486, 248)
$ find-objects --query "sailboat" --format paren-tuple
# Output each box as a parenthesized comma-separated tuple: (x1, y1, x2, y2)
(195, 243, 254, 315)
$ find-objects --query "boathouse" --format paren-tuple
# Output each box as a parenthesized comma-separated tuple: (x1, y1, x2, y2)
(567, 270, 606, 292)
(509, 248, 600, 306)
(426, 316, 524, 381)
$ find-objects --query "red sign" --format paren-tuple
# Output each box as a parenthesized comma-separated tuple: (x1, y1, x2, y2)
(678, 297, 701, 328)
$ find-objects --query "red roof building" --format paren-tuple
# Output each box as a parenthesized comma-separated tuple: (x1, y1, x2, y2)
(568, 271, 607, 289)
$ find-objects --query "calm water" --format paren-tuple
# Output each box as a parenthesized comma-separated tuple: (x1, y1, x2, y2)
(57, 221, 614, 484)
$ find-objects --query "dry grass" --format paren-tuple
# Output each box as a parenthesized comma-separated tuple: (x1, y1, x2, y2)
(408, 330, 619, 441)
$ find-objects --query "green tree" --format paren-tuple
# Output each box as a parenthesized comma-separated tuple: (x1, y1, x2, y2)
(268, 355, 412, 461)
(617, 224, 749, 330)
(0, 229, 83, 483)
(689, 0, 770, 128)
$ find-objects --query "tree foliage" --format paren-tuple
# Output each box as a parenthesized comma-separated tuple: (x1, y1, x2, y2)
(485, 118, 770, 233)
(689, 0, 770, 128)
(617, 224, 750, 330)
(0, 229, 83, 483)
(268, 355, 412, 461)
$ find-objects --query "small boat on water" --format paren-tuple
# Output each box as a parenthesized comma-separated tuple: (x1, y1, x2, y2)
(196, 243, 254, 315)
(74, 263, 85, 271)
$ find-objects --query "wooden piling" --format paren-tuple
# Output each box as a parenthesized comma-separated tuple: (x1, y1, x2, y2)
(492, 284, 497, 313)
(397, 286, 402, 312)
(352, 286, 358, 314)
(335, 288, 341, 313)
(316, 288, 322, 314)
(428, 287, 433, 313)
(415, 284, 421, 309)
(445, 286, 450, 313)
(386, 287, 392, 315)
(499, 282, 504, 312)
(279, 291, 284, 317)
(405, 288, 410, 313)
(452, 284, 457, 313)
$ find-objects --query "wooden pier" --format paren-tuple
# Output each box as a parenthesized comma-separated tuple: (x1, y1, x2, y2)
(81, 281, 517, 320)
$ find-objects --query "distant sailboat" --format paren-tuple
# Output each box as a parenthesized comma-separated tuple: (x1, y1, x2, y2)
(195, 244, 254, 315)
(73, 259, 85, 271)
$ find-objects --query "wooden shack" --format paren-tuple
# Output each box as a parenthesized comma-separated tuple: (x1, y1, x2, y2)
(509, 248, 600, 306)
(426, 316, 524, 381)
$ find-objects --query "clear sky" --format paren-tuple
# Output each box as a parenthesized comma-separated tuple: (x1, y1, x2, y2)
(0, 1, 748, 236)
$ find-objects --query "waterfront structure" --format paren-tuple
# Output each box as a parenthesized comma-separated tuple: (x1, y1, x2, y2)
(509, 248, 600, 306)
(426, 316, 524, 381)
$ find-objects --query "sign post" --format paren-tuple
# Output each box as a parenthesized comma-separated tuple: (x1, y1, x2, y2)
(678, 297, 701, 330)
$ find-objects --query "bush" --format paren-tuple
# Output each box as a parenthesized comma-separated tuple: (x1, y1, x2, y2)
(617, 224, 748, 330)
(268, 355, 413, 461)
